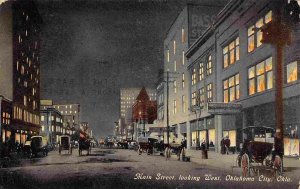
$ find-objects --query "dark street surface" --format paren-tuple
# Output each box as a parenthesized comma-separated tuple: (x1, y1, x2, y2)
(0, 148, 298, 189)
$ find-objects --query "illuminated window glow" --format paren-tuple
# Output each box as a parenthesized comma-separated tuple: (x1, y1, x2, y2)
(223, 37, 239, 68)
(223, 74, 240, 103)
(287, 61, 298, 83)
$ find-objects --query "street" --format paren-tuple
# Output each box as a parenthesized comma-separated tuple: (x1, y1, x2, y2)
(0, 148, 298, 189)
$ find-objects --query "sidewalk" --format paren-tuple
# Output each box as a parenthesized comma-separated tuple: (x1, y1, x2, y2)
(182, 149, 300, 178)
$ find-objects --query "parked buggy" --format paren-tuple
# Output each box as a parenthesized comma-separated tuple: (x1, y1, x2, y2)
(59, 135, 72, 155)
(237, 126, 283, 177)
(30, 136, 48, 157)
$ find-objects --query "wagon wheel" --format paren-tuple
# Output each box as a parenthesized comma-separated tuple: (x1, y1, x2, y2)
(273, 155, 283, 177)
(241, 153, 250, 177)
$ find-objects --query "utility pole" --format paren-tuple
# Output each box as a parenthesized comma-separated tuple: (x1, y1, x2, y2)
(261, 0, 299, 156)
(166, 70, 170, 145)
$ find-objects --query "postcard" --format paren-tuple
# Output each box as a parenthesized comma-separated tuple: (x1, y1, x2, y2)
(0, 0, 299, 188)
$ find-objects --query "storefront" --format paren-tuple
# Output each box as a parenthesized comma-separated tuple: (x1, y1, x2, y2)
(284, 123, 299, 156)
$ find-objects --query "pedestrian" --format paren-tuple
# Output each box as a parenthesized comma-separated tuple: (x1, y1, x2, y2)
(225, 136, 230, 155)
(221, 137, 225, 154)
(200, 139, 206, 150)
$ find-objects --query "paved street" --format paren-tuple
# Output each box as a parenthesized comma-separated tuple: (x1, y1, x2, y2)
(0, 148, 299, 189)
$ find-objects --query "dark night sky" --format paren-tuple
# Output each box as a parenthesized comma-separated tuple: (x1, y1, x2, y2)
(35, 0, 185, 138)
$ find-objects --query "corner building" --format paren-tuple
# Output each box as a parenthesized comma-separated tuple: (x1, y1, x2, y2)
(0, 0, 42, 143)
(186, 0, 300, 155)
(163, 0, 228, 143)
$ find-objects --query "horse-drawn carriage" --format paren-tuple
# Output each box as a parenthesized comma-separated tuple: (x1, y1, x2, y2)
(59, 135, 72, 154)
(238, 126, 283, 177)
(78, 131, 91, 156)
(137, 137, 164, 155)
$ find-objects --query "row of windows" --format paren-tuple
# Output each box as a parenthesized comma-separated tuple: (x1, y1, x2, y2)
(191, 55, 213, 86)
(13, 106, 39, 125)
(2, 112, 11, 125)
(172, 95, 187, 115)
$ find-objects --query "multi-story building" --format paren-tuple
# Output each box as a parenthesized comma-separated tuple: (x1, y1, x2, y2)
(156, 69, 165, 128)
(0, 0, 42, 143)
(132, 87, 157, 138)
(163, 1, 228, 143)
(120, 88, 156, 136)
(0, 96, 12, 143)
(185, 0, 300, 155)
(53, 103, 80, 129)
(40, 100, 64, 144)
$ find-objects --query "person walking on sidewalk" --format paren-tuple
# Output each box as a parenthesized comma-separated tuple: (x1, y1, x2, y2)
(224, 136, 230, 155)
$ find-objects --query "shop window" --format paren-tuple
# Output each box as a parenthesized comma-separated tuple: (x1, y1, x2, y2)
(248, 57, 273, 95)
(287, 61, 298, 83)
(223, 73, 240, 102)
(208, 129, 215, 147)
(223, 37, 239, 68)
(223, 130, 236, 147)
(248, 11, 272, 52)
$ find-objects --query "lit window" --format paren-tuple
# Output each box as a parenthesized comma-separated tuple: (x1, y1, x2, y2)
(182, 95, 186, 113)
(192, 92, 196, 106)
(287, 61, 298, 83)
(182, 51, 185, 65)
(223, 37, 239, 68)
(207, 55, 212, 75)
(223, 74, 240, 103)
(173, 40, 176, 55)
(207, 83, 213, 102)
(17, 61, 19, 70)
(182, 28, 186, 43)
(167, 50, 170, 62)
(248, 11, 272, 52)
(41, 116, 44, 122)
(192, 68, 197, 85)
(24, 96, 27, 106)
(248, 57, 273, 95)
(199, 63, 204, 81)
(173, 100, 177, 114)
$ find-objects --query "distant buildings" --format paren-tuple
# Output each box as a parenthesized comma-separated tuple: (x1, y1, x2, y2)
(119, 88, 156, 137)
(0, 0, 42, 143)
(53, 103, 80, 129)
(40, 100, 64, 144)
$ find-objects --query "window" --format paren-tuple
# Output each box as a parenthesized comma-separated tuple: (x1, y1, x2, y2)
(223, 37, 239, 68)
(207, 55, 212, 75)
(248, 11, 272, 52)
(41, 125, 44, 132)
(207, 83, 213, 102)
(182, 95, 186, 113)
(174, 61, 177, 71)
(51, 116, 54, 121)
(199, 88, 205, 107)
(287, 61, 298, 83)
(192, 92, 196, 106)
(199, 63, 204, 81)
(182, 51, 185, 65)
(167, 50, 170, 62)
(192, 68, 197, 85)
(24, 96, 27, 106)
(248, 57, 273, 95)
(223, 74, 240, 103)
(173, 100, 177, 114)
(41, 115, 44, 122)
(21, 66, 25, 75)
(182, 73, 185, 88)
(173, 40, 176, 55)
(182, 28, 186, 43)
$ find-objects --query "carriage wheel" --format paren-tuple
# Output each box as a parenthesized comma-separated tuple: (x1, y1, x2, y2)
(273, 155, 283, 177)
(241, 153, 250, 177)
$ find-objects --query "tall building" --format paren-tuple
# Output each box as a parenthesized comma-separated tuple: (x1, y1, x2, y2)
(53, 103, 80, 129)
(163, 1, 228, 143)
(40, 100, 64, 144)
(119, 88, 156, 135)
(185, 0, 300, 155)
(0, 0, 42, 143)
